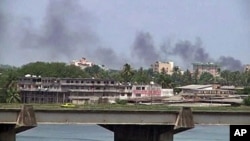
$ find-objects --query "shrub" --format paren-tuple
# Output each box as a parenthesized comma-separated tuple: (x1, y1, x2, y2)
(115, 99, 128, 105)
(243, 96, 250, 106)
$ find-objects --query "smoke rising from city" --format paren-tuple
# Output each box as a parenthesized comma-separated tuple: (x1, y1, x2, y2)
(0, 0, 245, 71)
(218, 56, 243, 71)
(131, 32, 243, 71)
(172, 38, 211, 65)
(21, 0, 98, 59)
(131, 32, 160, 66)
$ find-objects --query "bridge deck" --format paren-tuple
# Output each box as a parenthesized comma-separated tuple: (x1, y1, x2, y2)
(1, 108, 250, 125)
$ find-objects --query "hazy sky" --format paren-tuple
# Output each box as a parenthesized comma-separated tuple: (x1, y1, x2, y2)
(0, 0, 249, 70)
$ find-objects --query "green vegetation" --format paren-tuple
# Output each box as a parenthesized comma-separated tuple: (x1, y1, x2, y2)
(243, 96, 250, 106)
(1, 61, 250, 104)
(115, 99, 128, 105)
(237, 87, 250, 95)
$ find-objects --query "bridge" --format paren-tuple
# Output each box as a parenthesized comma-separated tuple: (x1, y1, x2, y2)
(1, 105, 250, 141)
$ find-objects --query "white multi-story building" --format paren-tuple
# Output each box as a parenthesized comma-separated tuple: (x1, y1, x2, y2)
(18, 76, 132, 104)
(71, 57, 94, 69)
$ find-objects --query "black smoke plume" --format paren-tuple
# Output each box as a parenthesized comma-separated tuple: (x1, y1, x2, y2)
(0, 1, 245, 71)
(218, 56, 243, 71)
(131, 32, 160, 66)
(21, 0, 98, 58)
(0, 0, 126, 69)
(172, 38, 211, 65)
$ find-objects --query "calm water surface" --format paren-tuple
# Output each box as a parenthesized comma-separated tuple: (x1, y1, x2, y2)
(17, 124, 229, 141)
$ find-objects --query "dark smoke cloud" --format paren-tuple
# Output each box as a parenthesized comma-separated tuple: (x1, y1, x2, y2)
(0, 0, 245, 71)
(0, 0, 124, 69)
(94, 47, 128, 69)
(169, 39, 243, 71)
(131, 32, 160, 66)
(130, 32, 243, 71)
(172, 38, 211, 65)
(130, 32, 212, 69)
(21, 0, 98, 59)
(218, 56, 243, 71)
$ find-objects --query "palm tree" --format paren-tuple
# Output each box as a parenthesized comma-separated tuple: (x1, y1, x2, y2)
(193, 69, 199, 84)
(171, 66, 182, 87)
(121, 63, 134, 82)
(3, 70, 21, 103)
(6, 85, 21, 103)
(134, 67, 149, 84)
(220, 70, 230, 85)
(182, 69, 192, 85)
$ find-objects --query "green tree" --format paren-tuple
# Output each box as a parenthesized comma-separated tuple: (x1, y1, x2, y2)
(182, 69, 192, 85)
(133, 67, 150, 84)
(171, 66, 182, 87)
(120, 63, 134, 82)
(220, 70, 230, 85)
(6, 82, 21, 103)
(243, 96, 250, 106)
(155, 73, 172, 88)
(192, 69, 199, 84)
(198, 72, 214, 84)
(84, 65, 109, 79)
(18, 62, 88, 78)
(0, 69, 20, 103)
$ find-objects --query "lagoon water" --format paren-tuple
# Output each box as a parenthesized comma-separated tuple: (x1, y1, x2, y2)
(17, 124, 229, 141)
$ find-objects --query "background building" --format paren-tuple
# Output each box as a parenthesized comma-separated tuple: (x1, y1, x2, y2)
(192, 62, 219, 77)
(151, 61, 174, 75)
(18, 76, 132, 104)
(131, 84, 161, 98)
(70, 57, 94, 69)
(244, 64, 250, 72)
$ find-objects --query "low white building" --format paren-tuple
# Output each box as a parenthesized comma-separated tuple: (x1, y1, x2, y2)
(177, 84, 235, 95)
(131, 84, 161, 98)
(161, 89, 174, 97)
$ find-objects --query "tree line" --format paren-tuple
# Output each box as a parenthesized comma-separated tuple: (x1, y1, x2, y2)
(1, 62, 250, 103)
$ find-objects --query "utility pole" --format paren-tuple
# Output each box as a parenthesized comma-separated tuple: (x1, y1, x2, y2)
(150, 81, 154, 105)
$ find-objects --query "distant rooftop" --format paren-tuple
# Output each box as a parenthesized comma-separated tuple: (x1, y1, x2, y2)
(177, 84, 212, 90)
(192, 62, 219, 67)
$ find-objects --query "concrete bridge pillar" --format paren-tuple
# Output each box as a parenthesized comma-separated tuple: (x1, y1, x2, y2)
(102, 125, 174, 141)
(0, 124, 16, 141)
(0, 105, 37, 141)
(101, 107, 194, 141)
